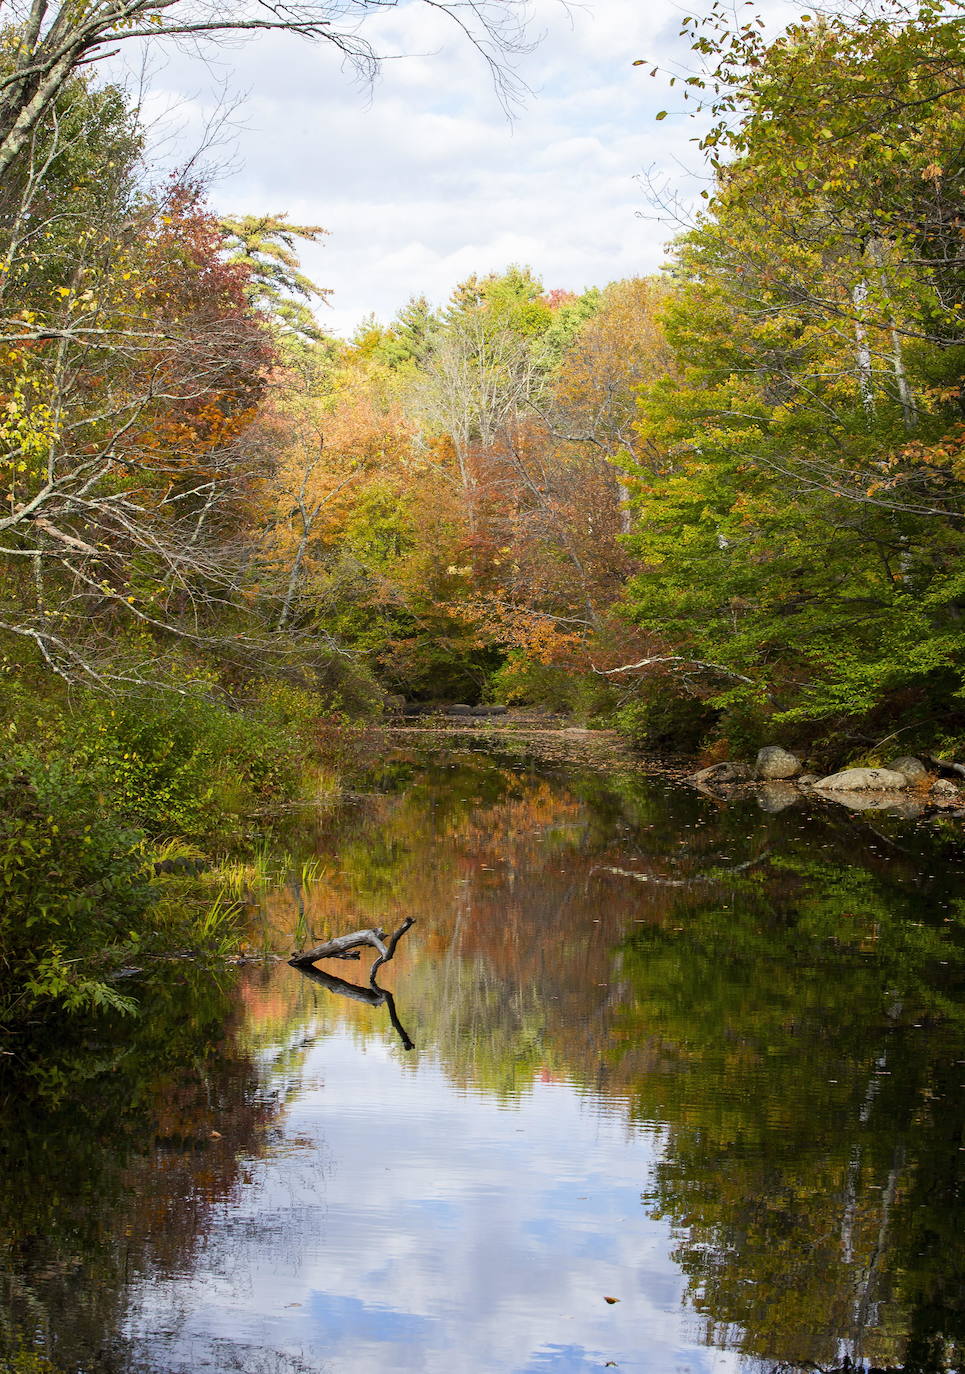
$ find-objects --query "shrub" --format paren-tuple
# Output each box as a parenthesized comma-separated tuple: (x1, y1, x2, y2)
(66, 690, 304, 844)
(0, 756, 152, 1022)
(489, 654, 620, 722)
(614, 688, 719, 754)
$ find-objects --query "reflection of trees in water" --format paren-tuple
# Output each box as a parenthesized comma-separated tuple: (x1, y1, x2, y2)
(615, 839, 965, 1374)
(10, 753, 962, 1372)
(260, 751, 965, 1372)
(0, 964, 293, 1373)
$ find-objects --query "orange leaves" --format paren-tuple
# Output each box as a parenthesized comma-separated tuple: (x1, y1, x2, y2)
(454, 598, 582, 665)
(897, 423, 965, 478)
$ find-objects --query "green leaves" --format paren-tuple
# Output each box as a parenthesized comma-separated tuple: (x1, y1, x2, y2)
(619, 0, 965, 755)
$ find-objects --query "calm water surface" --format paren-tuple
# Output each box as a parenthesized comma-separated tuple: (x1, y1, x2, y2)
(3, 746, 965, 1373)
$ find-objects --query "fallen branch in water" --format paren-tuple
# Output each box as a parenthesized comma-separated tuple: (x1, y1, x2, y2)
(290, 918, 415, 969)
(289, 918, 416, 1051)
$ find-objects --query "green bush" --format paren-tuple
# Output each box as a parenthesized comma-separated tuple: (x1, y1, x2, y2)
(66, 690, 304, 843)
(614, 688, 719, 754)
(0, 756, 152, 1022)
(489, 654, 620, 722)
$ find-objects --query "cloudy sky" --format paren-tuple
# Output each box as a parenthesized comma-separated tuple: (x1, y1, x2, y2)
(128, 0, 789, 337)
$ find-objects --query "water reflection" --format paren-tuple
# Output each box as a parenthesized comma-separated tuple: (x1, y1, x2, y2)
(2, 747, 964, 1373)
(292, 964, 415, 1051)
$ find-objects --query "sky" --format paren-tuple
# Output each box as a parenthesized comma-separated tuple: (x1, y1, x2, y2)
(123, 0, 790, 337)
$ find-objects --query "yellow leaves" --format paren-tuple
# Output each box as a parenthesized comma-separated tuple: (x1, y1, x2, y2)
(0, 370, 59, 472)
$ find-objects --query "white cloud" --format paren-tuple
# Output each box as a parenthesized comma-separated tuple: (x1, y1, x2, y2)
(113, 0, 795, 334)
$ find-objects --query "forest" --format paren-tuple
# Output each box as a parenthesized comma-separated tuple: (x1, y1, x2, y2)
(3, 0, 965, 1022)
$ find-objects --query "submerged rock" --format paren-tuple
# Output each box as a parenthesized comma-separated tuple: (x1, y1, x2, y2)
(755, 746, 802, 780)
(815, 767, 908, 792)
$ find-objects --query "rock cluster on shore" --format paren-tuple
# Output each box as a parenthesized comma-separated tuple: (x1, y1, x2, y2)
(688, 746, 964, 817)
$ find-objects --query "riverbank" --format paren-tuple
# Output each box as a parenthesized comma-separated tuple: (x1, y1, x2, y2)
(387, 714, 965, 824)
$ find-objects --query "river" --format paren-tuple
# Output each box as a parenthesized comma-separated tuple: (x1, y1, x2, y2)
(2, 743, 964, 1373)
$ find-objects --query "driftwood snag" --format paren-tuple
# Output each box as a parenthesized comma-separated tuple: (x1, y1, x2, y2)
(289, 918, 416, 1050)
(290, 918, 414, 976)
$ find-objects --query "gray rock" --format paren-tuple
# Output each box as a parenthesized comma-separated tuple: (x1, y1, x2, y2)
(933, 778, 960, 798)
(814, 767, 908, 792)
(756, 783, 801, 813)
(888, 755, 929, 784)
(470, 704, 508, 717)
(797, 773, 820, 786)
(444, 704, 473, 716)
(690, 761, 750, 786)
(755, 746, 803, 780)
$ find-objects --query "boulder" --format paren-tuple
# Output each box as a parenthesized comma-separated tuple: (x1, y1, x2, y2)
(814, 767, 908, 792)
(933, 778, 961, 798)
(444, 703, 473, 716)
(797, 773, 820, 786)
(470, 704, 508, 717)
(755, 746, 803, 780)
(888, 755, 929, 784)
(690, 761, 750, 786)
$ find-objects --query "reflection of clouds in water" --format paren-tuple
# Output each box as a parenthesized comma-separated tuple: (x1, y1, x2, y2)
(122, 1026, 742, 1374)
